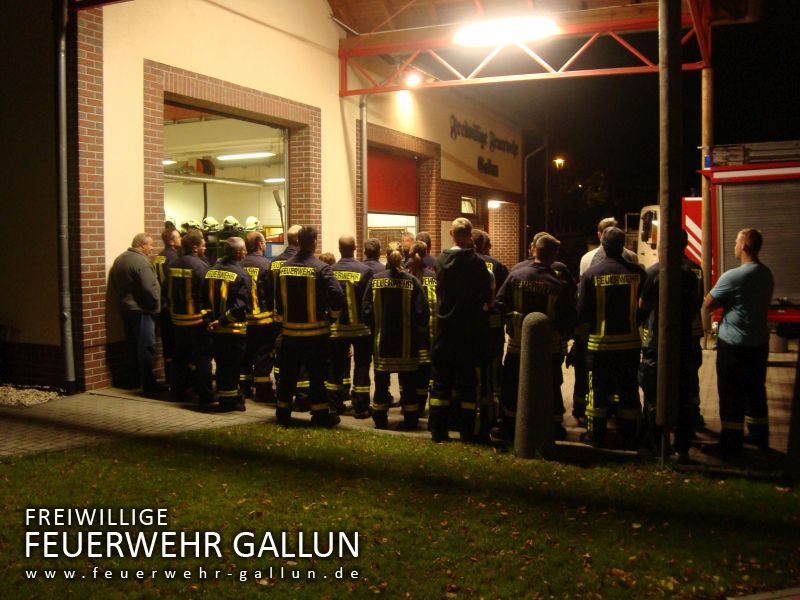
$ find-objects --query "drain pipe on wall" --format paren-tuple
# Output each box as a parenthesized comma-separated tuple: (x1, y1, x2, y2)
(360, 95, 369, 255)
(523, 141, 547, 256)
(57, 0, 77, 393)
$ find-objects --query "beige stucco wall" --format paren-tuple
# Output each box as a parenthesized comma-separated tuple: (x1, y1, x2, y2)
(103, 0, 357, 268)
(102, 0, 522, 269)
(368, 90, 522, 193)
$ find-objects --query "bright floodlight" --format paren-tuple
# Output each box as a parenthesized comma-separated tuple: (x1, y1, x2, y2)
(487, 199, 502, 209)
(405, 72, 422, 86)
(454, 16, 559, 47)
(162, 159, 177, 166)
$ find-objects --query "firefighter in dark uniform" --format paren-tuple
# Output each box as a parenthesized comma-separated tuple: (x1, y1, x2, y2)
(241, 231, 277, 405)
(275, 226, 344, 426)
(152, 228, 181, 381)
(327, 235, 373, 418)
(429, 218, 493, 443)
(516, 232, 578, 432)
(168, 232, 213, 404)
(206, 237, 252, 411)
(638, 229, 701, 460)
(577, 227, 647, 447)
(363, 243, 429, 430)
(270, 225, 311, 409)
(362, 238, 385, 276)
(472, 229, 509, 437)
(407, 241, 437, 422)
(493, 233, 576, 443)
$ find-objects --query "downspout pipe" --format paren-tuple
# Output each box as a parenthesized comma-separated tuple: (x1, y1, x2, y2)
(57, 0, 77, 393)
(523, 142, 546, 257)
(360, 95, 369, 255)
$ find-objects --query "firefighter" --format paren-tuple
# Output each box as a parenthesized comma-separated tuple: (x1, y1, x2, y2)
(240, 231, 277, 405)
(492, 233, 576, 443)
(414, 232, 437, 270)
(363, 243, 429, 430)
(152, 227, 181, 381)
(638, 229, 701, 461)
(472, 229, 508, 437)
(270, 225, 311, 410)
(205, 237, 252, 412)
(577, 227, 647, 448)
(274, 226, 344, 427)
(362, 238, 385, 276)
(429, 218, 493, 443)
(168, 232, 213, 405)
(327, 235, 373, 418)
(407, 241, 437, 422)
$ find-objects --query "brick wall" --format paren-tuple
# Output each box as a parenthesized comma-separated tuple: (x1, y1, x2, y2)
(70, 8, 107, 390)
(488, 199, 522, 268)
(440, 180, 523, 267)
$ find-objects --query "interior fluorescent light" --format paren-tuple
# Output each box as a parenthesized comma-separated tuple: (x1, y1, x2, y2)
(405, 72, 422, 86)
(263, 177, 286, 184)
(454, 16, 559, 47)
(217, 151, 275, 161)
(488, 200, 502, 209)
(162, 159, 177, 166)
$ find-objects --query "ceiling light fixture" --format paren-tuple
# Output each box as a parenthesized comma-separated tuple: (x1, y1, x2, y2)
(405, 72, 422, 86)
(263, 177, 286, 184)
(162, 159, 177, 166)
(488, 199, 502, 209)
(217, 151, 275, 161)
(454, 16, 559, 47)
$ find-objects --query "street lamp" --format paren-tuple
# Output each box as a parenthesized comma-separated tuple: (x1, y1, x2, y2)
(553, 157, 565, 170)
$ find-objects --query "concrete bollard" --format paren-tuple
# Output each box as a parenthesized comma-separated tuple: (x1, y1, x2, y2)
(515, 312, 554, 459)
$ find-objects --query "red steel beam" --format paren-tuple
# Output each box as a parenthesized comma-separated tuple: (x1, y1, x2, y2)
(341, 62, 705, 97)
(687, 0, 712, 66)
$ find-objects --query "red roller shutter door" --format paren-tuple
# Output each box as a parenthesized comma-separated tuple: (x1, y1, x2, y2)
(368, 150, 418, 214)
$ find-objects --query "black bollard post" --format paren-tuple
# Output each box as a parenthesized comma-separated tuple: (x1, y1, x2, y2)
(515, 312, 554, 459)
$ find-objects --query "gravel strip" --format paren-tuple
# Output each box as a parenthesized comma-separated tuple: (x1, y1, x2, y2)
(0, 385, 62, 408)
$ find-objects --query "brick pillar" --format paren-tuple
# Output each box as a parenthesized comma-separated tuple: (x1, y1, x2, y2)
(71, 7, 109, 390)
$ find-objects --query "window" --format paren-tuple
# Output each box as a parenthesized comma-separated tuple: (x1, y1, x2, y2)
(162, 101, 287, 256)
(461, 196, 477, 215)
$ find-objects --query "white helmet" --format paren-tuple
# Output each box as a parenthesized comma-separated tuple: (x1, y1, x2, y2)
(223, 215, 241, 230)
(181, 218, 201, 233)
(202, 216, 221, 232)
(245, 216, 261, 230)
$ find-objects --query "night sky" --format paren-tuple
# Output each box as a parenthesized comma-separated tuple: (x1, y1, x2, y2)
(477, 0, 800, 242)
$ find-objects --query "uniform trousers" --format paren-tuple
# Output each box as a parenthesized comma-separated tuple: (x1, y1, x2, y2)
(716, 339, 769, 450)
(373, 369, 417, 426)
(276, 334, 331, 420)
(213, 333, 247, 408)
(328, 336, 372, 413)
(586, 349, 641, 444)
(171, 324, 213, 404)
(159, 310, 175, 381)
(240, 323, 279, 405)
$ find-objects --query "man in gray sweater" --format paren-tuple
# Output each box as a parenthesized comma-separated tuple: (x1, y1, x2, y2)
(109, 233, 162, 392)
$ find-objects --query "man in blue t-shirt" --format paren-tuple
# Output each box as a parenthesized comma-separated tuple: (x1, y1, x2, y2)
(703, 228, 774, 456)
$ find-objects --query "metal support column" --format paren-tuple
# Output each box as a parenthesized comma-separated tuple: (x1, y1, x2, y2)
(360, 96, 369, 255)
(700, 67, 714, 341)
(656, 0, 683, 459)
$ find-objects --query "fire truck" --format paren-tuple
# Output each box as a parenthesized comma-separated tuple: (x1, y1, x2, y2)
(637, 140, 800, 325)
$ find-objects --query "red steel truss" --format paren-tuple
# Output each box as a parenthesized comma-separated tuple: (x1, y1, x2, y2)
(339, 1, 713, 97)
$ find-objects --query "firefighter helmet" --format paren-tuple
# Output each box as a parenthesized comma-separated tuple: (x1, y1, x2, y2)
(223, 215, 241, 230)
(181, 218, 201, 233)
(245, 216, 261, 230)
(202, 216, 221, 232)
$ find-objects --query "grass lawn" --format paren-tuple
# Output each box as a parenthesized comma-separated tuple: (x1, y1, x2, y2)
(1, 423, 799, 599)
